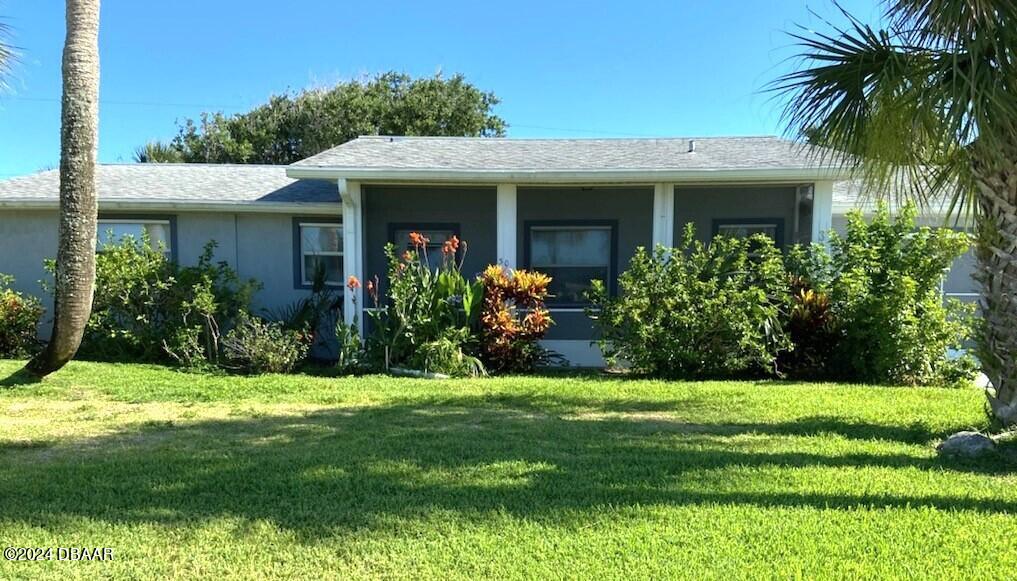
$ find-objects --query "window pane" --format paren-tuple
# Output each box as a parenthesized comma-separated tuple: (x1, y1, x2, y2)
(530, 228, 610, 267)
(390, 228, 455, 253)
(301, 225, 341, 254)
(542, 267, 609, 305)
(146, 223, 171, 249)
(717, 224, 778, 240)
(303, 255, 343, 285)
(97, 221, 171, 252)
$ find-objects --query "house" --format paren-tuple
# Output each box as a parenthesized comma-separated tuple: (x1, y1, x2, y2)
(0, 136, 978, 365)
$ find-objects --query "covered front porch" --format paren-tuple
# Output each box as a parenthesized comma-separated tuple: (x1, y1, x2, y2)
(333, 180, 835, 365)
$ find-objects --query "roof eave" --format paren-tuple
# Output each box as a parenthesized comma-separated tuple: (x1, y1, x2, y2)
(285, 166, 852, 183)
(0, 199, 341, 215)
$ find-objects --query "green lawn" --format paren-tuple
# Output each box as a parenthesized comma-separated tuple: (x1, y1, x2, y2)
(1, 360, 1015, 579)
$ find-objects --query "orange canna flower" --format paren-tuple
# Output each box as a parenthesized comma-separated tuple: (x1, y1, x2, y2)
(347, 275, 361, 290)
(442, 235, 461, 256)
(402, 250, 414, 262)
(408, 231, 430, 248)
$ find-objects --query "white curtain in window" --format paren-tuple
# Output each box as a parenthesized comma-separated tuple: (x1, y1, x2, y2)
(530, 228, 610, 267)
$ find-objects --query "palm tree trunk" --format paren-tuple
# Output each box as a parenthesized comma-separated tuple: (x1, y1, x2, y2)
(26, 0, 101, 376)
(972, 151, 1017, 427)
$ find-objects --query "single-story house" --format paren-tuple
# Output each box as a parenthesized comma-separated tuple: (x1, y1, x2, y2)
(0, 136, 978, 365)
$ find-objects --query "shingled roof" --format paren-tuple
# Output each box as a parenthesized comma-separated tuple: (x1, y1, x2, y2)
(0, 164, 338, 210)
(292, 135, 841, 173)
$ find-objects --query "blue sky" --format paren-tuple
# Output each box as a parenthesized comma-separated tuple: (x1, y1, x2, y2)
(0, 0, 882, 178)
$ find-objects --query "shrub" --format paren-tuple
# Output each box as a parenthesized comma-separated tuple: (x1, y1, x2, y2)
(0, 274, 44, 358)
(81, 236, 259, 365)
(788, 204, 975, 386)
(366, 233, 484, 376)
(589, 225, 790, 379)
(221, 313, 309, 374)
(478, 265, 555, 373)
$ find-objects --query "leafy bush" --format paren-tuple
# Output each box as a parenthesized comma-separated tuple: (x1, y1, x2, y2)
(366, 233, 484, 376)
(0, 274, 44, 358)
(788, 204, 975, 385)
(589, 225, 790, 379)
(478, 265, 555, 373)
(221, 313, 309, 374)
(81, 236, 259, 365)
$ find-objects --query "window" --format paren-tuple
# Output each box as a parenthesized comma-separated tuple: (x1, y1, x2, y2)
(526, 222, 615, 306)
(713, 219, 785, 247)
(390, 224, 459, 268)
(297, 221, 343, 287)
(96, 218, 173, 255)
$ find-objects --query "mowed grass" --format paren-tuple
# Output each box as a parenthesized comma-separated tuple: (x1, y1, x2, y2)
(1, 360, 1015, 580)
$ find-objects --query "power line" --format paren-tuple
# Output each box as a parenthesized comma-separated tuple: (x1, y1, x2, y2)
(3, 97, 666, 138)
(2, 96, 249, 109)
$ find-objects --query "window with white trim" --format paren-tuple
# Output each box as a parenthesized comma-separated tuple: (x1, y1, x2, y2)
(299, 222, 343, 287)
(96, 219, 172, 254)
(528, 224, 613, 306)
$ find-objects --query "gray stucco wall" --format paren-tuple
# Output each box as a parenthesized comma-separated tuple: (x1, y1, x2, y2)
(362, 185, 498, 287)
(0, 209, 331, 337)
(0, 210, 59, 312)
(517, 186, 654, 341)
(675, 185, 801, 247)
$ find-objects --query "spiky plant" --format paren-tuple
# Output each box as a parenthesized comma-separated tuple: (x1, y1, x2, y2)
(133, 140, 184, 163)
(774, 1, 1017, 425)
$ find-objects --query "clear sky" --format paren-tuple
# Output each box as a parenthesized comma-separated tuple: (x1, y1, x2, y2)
(0, 0, 882, 178)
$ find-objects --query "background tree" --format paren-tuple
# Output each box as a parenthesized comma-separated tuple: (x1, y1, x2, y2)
(139, 72, 506, 165)
(774, 2, 1017, 426)
(27, 0, 101, 376)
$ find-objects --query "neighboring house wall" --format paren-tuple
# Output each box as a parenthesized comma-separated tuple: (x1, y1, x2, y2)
(0, 210, 59, 308)
(516, 186, 654, 342)
(362, 184, 498, 287)
(0, 209, 334, 336)
(674, 185, 803, 248)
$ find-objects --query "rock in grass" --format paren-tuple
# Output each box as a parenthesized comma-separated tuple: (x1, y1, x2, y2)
(937, 431, 996, 458)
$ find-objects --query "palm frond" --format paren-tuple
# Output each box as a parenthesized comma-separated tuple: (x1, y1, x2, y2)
(767, 2, 1003, 219)
(134, 141, 184, 163)
(0, 19, 16, 89)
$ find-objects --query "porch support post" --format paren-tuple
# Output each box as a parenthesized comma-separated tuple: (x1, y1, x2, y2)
(811, 180, 834, 244)
(339, 179, 364, 335)
(652, 183, 675, 249)
(496, 184, 517, 268)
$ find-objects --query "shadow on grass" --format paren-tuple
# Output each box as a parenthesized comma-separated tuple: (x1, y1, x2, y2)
(0, 368, 43, 388)
(1, 398, 1012, 539)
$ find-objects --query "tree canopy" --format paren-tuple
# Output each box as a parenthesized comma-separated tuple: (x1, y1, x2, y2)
(136, 72, 506, 164)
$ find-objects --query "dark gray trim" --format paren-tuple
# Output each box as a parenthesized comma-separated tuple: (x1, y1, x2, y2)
(523, 219, 619, 307)
(712, 217, 786, 248)
(97, 213, 178, 262)
(292, 217, 343, 290)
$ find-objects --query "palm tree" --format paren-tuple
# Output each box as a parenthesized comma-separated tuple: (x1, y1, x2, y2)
(774, 2, 1017, 426)
(26, 0, 101, 376)
(133, 140, 184, 163)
